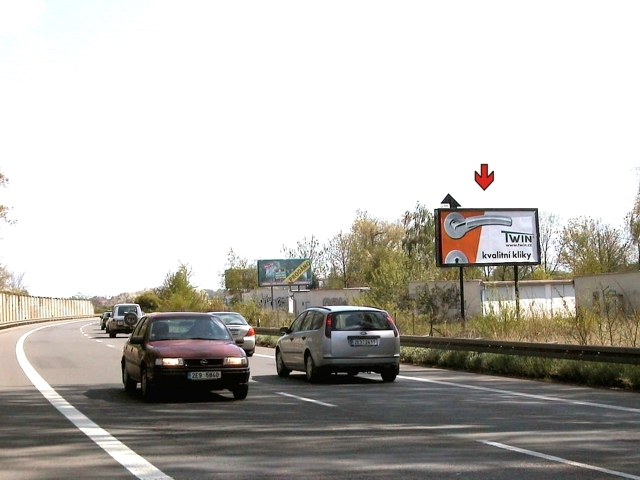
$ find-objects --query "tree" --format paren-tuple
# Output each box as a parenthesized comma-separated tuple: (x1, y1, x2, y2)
(401, 202, 437, 281)
(0, 170, 13, 229)
(558, 217, 631, 275)
(157, 263, 209, 311)
(324, 231, 355, 288)
(625, 175, 640, 269)
(221, 249, 257, 301)
(346, 211, 413, 308)
(0, 265, 28, 294)
(0, 169, 24, 294)
(135, 290, 161, 312)
(281, 234, 325, 289)
(536, 211, 564, 277)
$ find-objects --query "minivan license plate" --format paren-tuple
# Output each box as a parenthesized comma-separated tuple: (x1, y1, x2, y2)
(188, 371, 221, 380)
(350, 338, 379, 347)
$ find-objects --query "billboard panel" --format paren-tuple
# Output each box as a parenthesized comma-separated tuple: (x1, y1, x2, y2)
(257, 259, 312, 287)
(436, 208, 541, 267)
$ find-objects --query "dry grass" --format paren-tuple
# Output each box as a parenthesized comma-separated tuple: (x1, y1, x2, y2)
(249, 302, 640, 392)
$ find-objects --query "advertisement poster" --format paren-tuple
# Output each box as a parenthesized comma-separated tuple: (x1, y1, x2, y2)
(257, 259, 313, 286)
(436, 208, 541, 267)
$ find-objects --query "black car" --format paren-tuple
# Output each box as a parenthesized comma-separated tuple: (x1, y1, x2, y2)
(99, 311, 112, 330)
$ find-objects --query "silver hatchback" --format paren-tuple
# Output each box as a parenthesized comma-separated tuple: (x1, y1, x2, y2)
(275, 305, 400, 383)
(208, 311, 256, 357)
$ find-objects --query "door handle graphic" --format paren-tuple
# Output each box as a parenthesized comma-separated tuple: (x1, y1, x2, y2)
(444, 212, 512, 239)
(444, 250, 469, 264)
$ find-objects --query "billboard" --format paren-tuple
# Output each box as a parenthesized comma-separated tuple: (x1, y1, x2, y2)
(436, 208, 541, 267)
(257, 259, 313, 287)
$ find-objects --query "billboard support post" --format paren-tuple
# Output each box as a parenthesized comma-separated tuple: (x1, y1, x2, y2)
(459, 266, 465, 322)
(514, 265, 520, 320)
(270, 285, 274, 310)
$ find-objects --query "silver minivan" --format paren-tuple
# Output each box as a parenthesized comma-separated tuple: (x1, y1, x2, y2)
(275, 305, 400, 382)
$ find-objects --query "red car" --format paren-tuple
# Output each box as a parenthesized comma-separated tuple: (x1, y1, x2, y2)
(121, 312, 250, 401)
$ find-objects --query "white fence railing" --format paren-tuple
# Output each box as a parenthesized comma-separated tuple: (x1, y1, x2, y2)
(0, 293, 94, 323)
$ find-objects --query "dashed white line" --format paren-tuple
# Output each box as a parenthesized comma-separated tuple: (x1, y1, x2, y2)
(276, 391, 336, 407)
(16, 323, 173, 480)
(481, 441, 640, 479)
(397, 375, 640, 413)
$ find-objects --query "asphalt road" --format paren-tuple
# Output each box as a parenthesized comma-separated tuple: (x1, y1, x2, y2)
(1, 319, 640, 480)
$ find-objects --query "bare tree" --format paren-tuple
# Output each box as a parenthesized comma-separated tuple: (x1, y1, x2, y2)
(324, 231, 354, 288)
(538, 211, 563, 276)
(0, 265, 28, 294)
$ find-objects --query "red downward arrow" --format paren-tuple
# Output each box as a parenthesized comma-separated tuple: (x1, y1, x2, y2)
(475, 163, 494, 190)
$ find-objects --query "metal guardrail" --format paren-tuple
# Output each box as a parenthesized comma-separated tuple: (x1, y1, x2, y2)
(254, 328, 640, 366)
(4, 321, 638, 366)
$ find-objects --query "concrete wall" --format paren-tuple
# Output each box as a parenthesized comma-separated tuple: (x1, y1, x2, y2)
(243, 280, 577, 319)
(408, 280, 484, 318)
(574, 271, 640, 314)
(408, 279, 575, 318)
(481, 280, 575, 317)
(0, 293, 94, 323)
(238, 273, 640, 320)
(242, 287, 371, 316)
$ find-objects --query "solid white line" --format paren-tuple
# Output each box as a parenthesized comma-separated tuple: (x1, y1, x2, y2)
(16, 324, 173, 480)
(276, 391, 336, 407)
(397, 375, 640, 413)
(481, 441, 640, 479)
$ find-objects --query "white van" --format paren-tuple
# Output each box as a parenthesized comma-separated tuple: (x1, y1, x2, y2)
(106, 303, 143, 338)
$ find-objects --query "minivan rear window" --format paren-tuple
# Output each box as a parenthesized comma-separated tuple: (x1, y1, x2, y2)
(116, 306, 138, 316)
(334, 311, 391, 331)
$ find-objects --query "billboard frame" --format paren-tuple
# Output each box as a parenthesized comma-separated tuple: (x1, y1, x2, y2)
(257, 258, 313, 287)
(435, 207, 541, 268)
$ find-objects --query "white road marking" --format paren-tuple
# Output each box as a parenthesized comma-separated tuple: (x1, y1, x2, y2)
(481, 441, 640, 479)
(276, 391, 336, 407)
(16, 323, 173, 480)
(15, 329, 640, 479)
(254, 352, 640, 413)
(252, 353, 273, 359)
(397, 375, 640, 413)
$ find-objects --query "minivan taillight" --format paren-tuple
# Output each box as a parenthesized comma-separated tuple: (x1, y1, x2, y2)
(325, 314, 333, 338)
(386, 314, 399, 337)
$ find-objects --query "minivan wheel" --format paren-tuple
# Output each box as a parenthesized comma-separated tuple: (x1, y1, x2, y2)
(381, 366, 398, 383)
(276, 349, 290, 378)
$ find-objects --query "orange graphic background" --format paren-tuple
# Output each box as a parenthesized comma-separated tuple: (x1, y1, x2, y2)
(440, 210, 484, 264)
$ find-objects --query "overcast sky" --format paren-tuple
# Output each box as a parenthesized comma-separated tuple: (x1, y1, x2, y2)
(1, 1, 639, 299)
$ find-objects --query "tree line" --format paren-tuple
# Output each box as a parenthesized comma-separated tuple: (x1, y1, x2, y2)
(2, 164, 640, 307)
(223, 180, 640, 311)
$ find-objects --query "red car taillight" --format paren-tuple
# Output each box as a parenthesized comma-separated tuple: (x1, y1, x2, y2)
(246, 326, 255, 337)
(324, 314, 333, 338)
(386, 314, 399, 337)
